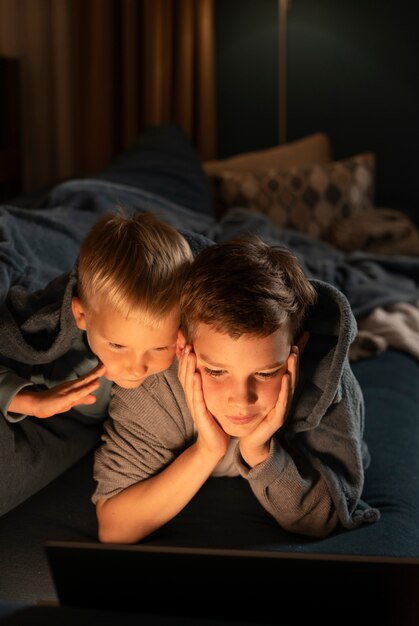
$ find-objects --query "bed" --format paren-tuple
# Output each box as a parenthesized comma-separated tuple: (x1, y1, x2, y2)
(0, 124, 418, 618)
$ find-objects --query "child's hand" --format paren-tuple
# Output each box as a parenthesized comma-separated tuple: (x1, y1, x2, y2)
(178, 346, 229, 460)
(23, 362, 106, 419)
(239, 332, 309, 467)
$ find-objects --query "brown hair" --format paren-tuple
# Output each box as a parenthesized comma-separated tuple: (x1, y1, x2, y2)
(77, 210, 193, 319)
(180, 234, 317, 342)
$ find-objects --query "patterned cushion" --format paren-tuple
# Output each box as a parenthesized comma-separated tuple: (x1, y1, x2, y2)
(212, 153, 376, 239)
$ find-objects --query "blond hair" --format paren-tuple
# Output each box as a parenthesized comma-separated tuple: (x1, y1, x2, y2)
(181, 235, 317, 342)
(77, 210, 193, 319)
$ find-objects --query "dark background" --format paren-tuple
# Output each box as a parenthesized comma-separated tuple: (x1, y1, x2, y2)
(214, 0, 418, 209)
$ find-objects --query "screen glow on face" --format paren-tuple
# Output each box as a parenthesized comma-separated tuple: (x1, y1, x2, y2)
(73, 298, 180, 388)
(193, 324, 292, 437)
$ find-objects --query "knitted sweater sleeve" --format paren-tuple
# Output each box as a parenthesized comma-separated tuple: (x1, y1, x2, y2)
(233, 362, 380, 538)
(0, 362, 34, 422)
(234, 436, 339, 538)
(92, 370, 193, 503)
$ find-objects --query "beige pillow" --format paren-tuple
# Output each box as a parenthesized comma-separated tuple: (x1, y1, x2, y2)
(203, 133, 332, 176)
(212, 153, 376, 239)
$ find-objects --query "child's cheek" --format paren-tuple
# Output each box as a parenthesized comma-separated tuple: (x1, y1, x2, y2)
(267, 378, 283, 405)
(199, 375, 220, 412)
(199, 373, 211, 396)
(257, 376, 284, 415)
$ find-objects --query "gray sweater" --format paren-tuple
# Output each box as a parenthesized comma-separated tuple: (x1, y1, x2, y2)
(93, 279, 380, 538)
(0, 269, 112, 422)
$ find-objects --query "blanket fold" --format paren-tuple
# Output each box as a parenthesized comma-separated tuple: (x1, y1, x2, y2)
(1, 186, 419, 365)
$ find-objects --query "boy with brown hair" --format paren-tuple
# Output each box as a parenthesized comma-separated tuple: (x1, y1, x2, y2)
(0, 210, 206, 516)
(93, 235, 380, 543)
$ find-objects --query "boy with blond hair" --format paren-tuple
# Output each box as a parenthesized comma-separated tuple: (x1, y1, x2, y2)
(93, 235, 380, 542)
(0, 210, 207, 516)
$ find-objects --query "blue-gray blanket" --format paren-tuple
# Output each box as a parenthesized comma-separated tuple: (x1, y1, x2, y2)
(1, 179, 419, 319)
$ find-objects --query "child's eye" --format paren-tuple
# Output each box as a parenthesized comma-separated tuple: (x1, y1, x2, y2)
(256, 369, 282, 380)
(204, 368, 225, 378)
(153, 342, 177, 353)
(109, 342, 124, 350)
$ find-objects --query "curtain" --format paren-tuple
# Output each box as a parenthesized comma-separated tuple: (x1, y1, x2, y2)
(0, 0, 216, 195)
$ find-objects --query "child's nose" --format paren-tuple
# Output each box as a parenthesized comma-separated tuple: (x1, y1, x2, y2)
(128, 355, 147, 376)
(228, 381, 256, 406)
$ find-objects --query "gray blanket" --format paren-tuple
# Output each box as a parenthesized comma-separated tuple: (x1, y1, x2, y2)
(208, 207, 419, 319)
(2, 181, 419, 322)
(0, 179, 213, 304)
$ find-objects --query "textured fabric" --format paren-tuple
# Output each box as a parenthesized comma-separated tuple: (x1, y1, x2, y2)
(43, 179, 215, 239)
(0, 333, 112, 423)
(95, 124, 216, 218)
(350, 302, 419, 361)
(211, 153, 375, 238)
(0, 204, 103, 304)
(208, 207, 419, 320)
(93, 280, 380, 537)
(0, 269, 79, 364)
(325, 207, 419, 255)
(0, 287, 112, 515)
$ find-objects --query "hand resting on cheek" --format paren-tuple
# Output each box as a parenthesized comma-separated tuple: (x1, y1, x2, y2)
(178, 331, 309, 469)
(178, 345, 230, 463)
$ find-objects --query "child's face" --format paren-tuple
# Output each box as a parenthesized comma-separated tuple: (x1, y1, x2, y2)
(72, 297, 179, 389)
(192, 324, 292, 437)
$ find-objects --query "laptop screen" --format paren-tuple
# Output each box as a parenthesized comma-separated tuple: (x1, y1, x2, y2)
(44, 540, 419, 625)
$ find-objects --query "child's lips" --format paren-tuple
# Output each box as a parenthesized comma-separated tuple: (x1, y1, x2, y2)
(118, 376, 146, 386)
(225, 414, 256, 425)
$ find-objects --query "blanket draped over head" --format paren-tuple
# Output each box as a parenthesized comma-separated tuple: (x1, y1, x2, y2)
(1, 180, 419, 361)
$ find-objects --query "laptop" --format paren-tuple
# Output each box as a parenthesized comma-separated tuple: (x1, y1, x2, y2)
(44, 540, 419, 625)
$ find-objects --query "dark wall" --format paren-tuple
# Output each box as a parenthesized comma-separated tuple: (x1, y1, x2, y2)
(214, 0, 279, 158)
(214, 0, 419, 207)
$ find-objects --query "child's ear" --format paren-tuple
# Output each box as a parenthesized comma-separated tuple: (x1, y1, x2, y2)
(296, 330, 310, 355)
(176, 329, 186, 360)
(71, 297, 87, 331)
